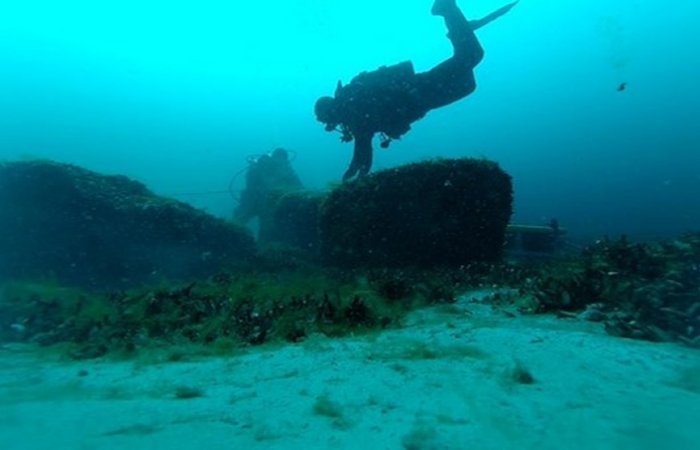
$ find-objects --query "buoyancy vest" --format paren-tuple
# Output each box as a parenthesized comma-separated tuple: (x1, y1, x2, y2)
(333, 61, 428, 140)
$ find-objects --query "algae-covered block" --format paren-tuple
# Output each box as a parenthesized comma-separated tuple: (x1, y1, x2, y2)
(261, 190, 323, 252)
(319, 158, 512, 268)
(0, 160, 256, 288)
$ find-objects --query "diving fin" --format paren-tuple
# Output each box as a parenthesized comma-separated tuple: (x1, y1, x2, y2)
(469, 1, 519, 31)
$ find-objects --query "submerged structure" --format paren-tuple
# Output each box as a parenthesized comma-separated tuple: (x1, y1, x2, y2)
(319, 158, 513, 267)
(0, 160, 256, 289)
(505, 222, 567, 256)
(2, 158, 696, 354)
(233, 157, 514, 269)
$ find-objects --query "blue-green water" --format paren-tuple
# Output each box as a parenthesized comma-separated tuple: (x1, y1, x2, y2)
(1, 3, 700, 449)
(0, 0, 698, 238)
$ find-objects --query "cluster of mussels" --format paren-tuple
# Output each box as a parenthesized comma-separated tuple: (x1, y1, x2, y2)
(522, 233, 700, 346)
(1, 234, 698, 357)
(0, 269, 457, 359)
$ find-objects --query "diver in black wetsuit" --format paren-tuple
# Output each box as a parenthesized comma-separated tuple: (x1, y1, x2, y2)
(234, 148, 303, 226)
(315, 0, 518, 181)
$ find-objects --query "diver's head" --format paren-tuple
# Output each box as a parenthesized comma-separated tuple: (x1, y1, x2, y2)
(271, 147, 289, 161)
(315, 96, 339, 130)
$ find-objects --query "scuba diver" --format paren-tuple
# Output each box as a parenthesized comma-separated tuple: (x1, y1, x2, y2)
(315, 0, 519, 181)
(233, 148, 303, 230)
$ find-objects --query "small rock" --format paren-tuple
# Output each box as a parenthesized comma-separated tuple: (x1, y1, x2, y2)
(578, 304, 606, 322)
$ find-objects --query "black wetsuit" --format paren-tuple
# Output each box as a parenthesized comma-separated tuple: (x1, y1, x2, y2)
(317, 2, 513, 181)
(234, 154, 303, 224)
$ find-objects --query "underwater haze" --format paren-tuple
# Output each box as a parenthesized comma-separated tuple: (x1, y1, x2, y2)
(0, 0, 698, 240)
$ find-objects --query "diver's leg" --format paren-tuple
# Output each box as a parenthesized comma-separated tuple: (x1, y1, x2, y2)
(431, 0, 455, 16)
(432, 0, 483, 67)
(416, 1, 517, 111)
(412, 0, 481, 110)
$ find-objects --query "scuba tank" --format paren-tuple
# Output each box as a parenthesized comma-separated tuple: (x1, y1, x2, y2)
(333, 61, 427, 142)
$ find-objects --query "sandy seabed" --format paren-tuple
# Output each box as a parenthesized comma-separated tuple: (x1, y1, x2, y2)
(1, 291, 699, 450)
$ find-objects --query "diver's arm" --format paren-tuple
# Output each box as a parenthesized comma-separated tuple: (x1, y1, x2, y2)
(469, 1, 518, 30)
(342, 131, 374, 181)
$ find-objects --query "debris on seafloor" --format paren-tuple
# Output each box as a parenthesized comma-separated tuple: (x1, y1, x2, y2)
(524, 234, 700, 347)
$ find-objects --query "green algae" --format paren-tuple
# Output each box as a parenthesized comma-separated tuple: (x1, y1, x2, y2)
(0, 268, 458, 359)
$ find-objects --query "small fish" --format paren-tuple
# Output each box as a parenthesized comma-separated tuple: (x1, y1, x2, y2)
(617, 82, 627, 92)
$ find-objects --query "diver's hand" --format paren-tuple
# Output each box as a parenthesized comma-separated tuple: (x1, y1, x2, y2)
(343, 163, 360, 182)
